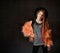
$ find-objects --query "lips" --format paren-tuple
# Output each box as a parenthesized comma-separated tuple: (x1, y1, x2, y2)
(41, 18, 43, 21)
(39, 17, 43, 21)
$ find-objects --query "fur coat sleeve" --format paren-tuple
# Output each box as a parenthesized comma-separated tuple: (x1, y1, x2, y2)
(22, 21, 34, 38)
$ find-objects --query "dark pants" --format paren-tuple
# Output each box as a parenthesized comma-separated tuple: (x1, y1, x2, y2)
(32, 45, 48, 53)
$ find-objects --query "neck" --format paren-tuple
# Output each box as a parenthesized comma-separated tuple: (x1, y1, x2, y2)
(36, 19, 42, 24)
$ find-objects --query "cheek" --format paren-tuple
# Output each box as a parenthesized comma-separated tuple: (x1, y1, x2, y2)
(37, 14, 41, 17)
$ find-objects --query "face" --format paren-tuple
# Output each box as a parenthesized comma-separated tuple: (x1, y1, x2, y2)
(36, 10, 44, 21)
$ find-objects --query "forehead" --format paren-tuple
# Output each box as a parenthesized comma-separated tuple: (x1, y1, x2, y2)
(37, 10, 44, 15)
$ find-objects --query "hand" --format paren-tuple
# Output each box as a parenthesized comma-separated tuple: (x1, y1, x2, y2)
(47, 45, 51, 51)
(29, 37, 34, 42)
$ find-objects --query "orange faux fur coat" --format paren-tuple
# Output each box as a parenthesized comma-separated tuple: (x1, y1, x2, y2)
(22, 20, 53, 47)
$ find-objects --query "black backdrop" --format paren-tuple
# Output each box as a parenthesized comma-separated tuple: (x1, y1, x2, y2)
(1, 0, 60, 53)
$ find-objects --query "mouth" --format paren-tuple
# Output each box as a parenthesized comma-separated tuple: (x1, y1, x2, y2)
(41, 18, 43, 21)
(39, 17, 43, 21)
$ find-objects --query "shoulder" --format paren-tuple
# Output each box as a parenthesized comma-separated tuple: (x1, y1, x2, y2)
(24, 20, 32, 25)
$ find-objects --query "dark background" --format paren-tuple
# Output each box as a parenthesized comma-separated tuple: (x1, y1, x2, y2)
(1, 0, 60, 53)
